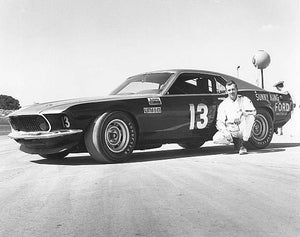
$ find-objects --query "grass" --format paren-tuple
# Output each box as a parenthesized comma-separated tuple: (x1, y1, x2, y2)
(0, 114, 10, 135)
(0, 116, 9, 125)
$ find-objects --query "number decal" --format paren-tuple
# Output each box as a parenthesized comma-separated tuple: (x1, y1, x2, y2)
(62, 116, 71, 128)
(196, 103, 208, 129)
(189, 103, 208, 130)
(189, 104, 195, 130)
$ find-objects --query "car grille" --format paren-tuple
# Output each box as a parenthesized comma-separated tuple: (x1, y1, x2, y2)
(9, 115, 50, 132)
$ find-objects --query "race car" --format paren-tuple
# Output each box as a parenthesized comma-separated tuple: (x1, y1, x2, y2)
(8, 69, 293, 163)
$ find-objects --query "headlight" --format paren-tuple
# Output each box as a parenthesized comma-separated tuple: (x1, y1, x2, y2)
(39, 122, 48, 131)
(36, 116, 49, 131)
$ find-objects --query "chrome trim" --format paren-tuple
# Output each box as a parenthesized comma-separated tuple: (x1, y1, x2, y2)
(160, 73, 179, 95)
(40, 114, 52, 132)
(8, 129, 82, 140)
(105, 119, 130, 153)
(163, 93, 225, 97)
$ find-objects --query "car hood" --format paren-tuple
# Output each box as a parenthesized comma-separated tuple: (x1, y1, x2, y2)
(9, 94, 153, 116)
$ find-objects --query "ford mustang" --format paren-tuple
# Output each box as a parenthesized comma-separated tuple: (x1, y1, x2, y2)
(8, 69, 293, 163)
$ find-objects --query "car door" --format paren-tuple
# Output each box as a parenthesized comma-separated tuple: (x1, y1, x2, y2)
(157, 73, 227, 141)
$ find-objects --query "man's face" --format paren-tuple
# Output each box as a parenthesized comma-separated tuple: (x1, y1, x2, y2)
(226, 84, 238, 101)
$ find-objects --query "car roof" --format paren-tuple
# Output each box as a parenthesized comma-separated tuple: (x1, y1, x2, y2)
(144, 69, 265, 91)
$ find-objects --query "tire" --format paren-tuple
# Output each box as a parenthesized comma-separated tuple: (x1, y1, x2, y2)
(39, 150, 69, 159)
(84, 112, 137, 163)
(178, 140, 205, 149)
(248, 109, 274, 149)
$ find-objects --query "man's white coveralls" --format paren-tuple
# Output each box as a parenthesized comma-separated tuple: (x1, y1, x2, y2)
(213, 95, 257, 144)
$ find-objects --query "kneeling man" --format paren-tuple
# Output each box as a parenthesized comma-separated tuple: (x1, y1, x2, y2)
(213, 80, 256, 155)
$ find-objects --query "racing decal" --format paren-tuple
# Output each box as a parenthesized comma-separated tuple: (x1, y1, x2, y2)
(255, 92, 269, 101)
(269, 94, 280, 102)
(147, 97, 162, 105)
(189, 103, 208, 130)
(274, 102, 291, 113)
(143, 107, 162, 114)
(62, 116, 71, 128)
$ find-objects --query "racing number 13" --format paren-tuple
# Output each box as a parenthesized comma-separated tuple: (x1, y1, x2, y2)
(189, 103, 208, 130)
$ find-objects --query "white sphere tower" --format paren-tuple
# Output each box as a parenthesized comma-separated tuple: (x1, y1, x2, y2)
(252, 50, 271, 89)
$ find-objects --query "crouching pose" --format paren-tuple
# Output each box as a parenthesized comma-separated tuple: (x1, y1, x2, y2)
(213, 80, 256, 155)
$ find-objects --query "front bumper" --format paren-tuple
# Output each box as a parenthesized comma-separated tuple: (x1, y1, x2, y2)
(8, 129, 83, 154)
(8, 129, 82, 140)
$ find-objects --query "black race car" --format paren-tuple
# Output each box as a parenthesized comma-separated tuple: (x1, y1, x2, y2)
(8, 69, 293, 163)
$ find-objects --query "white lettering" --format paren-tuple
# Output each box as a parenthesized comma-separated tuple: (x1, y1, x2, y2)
(189, 103, 208, 130)
(274, 103, 290, 112)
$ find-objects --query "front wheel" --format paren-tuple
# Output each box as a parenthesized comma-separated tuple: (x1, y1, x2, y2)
(84, 112, 137, 163)
(248, 109, 274, 149)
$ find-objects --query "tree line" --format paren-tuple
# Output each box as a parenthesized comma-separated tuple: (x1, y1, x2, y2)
(0, 95, 21, 110)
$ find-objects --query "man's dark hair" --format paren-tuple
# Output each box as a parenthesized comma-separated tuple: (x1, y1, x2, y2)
(226, 80, 238, 89)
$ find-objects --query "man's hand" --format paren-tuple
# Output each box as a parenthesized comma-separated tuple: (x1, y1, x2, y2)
(222, 129, 233, 142)
(234, 118, 241, 125)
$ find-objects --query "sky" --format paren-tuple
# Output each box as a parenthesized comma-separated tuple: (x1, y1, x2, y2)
(0, 0, 299, 106)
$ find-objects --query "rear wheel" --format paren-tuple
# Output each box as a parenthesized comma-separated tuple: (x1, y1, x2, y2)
(248, 109, 274, 149)
(39, 150, 69, 159)
(85, 112, 137, 163)
(178, 140, 205, 149)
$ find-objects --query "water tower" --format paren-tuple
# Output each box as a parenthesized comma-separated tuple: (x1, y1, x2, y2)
(252, 50, 271, 89)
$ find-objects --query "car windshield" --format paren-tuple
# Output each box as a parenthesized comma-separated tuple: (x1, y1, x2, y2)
(111, 72, 174, 95)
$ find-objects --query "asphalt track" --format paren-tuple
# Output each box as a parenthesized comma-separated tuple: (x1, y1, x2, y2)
(1, 109, 300, 236)
(0, 133, 299, 237)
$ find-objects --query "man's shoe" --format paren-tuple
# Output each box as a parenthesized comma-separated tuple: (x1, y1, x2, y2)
(233, 138, 241, 152)
(239, 145, 247, 155)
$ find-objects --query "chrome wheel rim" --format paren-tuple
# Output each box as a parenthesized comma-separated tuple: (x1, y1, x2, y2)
(252, 114, 268, 142)
(105, 119, 130, 153)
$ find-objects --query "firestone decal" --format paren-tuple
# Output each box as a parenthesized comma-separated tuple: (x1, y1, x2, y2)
(144, 107, 162, 114)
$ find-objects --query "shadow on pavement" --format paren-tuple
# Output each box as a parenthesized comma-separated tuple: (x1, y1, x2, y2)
(31, 155, 99, 166)
(30, 142, 300, 166)
(267, 142, 300, 149)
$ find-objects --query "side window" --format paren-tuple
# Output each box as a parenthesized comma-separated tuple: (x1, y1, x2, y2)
(208, 80, 213, 93)
(168, 74, 198, 94)
(198, 78, 213, 93)
(168, 73, 217, 95)
(215, 79, 226, 94)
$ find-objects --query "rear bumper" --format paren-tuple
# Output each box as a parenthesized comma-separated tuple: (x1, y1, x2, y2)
(8, 129, 83, 154)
